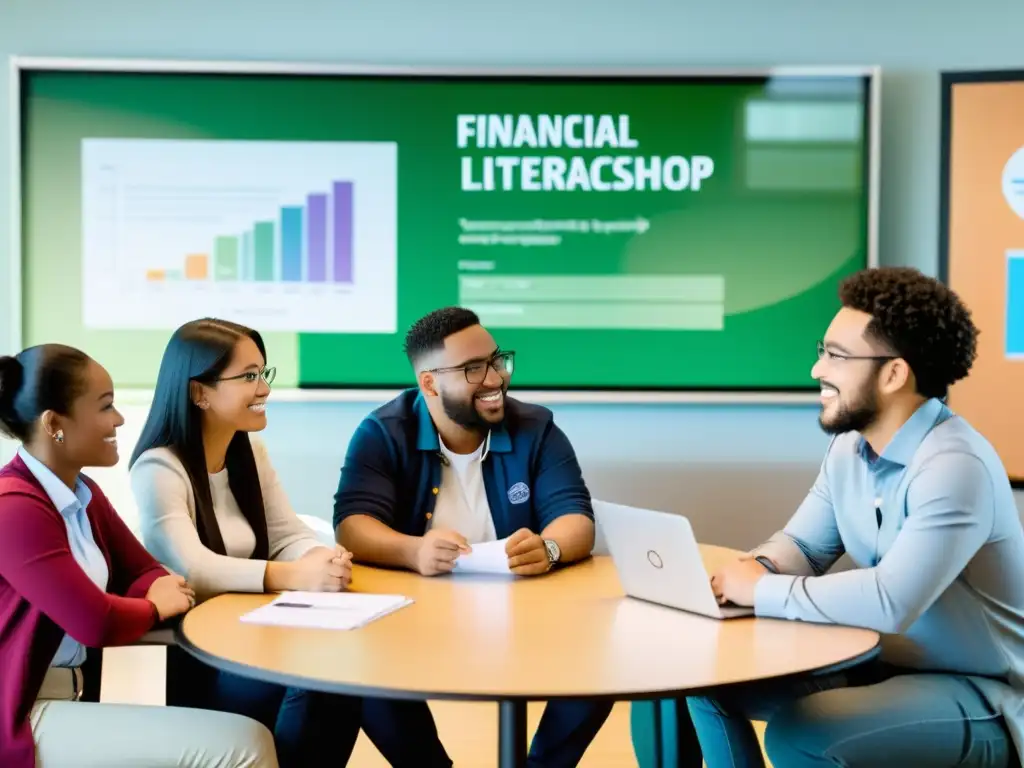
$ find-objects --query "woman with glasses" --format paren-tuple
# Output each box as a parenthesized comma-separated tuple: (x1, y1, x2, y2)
(128, 318, 369, 767)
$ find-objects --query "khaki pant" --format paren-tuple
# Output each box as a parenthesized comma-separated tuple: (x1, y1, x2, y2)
(30, 667, 279, 768)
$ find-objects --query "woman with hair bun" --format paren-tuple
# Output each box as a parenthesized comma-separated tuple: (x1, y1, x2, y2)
(0, 344, 277, 768)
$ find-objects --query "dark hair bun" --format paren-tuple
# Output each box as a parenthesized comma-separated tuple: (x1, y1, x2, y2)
(0, 355, 25, 439)
(0, 355, 23, 402)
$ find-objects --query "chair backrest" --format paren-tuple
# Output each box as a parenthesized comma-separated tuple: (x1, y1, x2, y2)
(297, 514, 336, 546)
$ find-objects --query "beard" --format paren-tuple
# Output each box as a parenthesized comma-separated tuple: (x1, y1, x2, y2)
(818, 384, 880, 435)
(440, 383, 507, 432)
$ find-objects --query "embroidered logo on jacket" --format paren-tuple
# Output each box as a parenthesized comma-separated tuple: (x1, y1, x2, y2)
(507, 482, 530, 504)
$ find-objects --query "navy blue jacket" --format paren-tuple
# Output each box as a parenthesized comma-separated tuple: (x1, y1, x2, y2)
(332, 388, 593, 538)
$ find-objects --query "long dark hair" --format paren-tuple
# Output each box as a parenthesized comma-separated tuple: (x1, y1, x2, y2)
(130, 319, 269, 559)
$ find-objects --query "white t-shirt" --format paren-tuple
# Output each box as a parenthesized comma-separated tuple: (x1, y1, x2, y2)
(429, 433, 497, 544)
(208, 469, 259, 558)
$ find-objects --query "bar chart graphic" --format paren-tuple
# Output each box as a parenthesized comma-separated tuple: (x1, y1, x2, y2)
(81, 138, 398, 332)
(1008, 250, 1024, 359)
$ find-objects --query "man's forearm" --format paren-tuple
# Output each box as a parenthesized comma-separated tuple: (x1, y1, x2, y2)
(541, 514, 595, 563)
(750, 532, 816, 576)
(751, 531, 838, 577)
(337, 515, 419, 571)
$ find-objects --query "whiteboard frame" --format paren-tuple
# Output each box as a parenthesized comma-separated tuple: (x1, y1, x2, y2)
(8, 56, 881, 405)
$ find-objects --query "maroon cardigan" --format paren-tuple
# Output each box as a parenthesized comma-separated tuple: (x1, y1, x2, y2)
(0, 455, 165, 768)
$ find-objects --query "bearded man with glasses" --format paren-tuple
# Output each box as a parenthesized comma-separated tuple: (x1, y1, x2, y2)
(332, 306, 612, 768)
(689, 267, 1024, 768)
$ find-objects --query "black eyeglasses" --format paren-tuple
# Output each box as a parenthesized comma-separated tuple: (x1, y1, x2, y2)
(216, 366, 277, 386)
(427, 351, 515, 384)
(816, 341, 896, 364)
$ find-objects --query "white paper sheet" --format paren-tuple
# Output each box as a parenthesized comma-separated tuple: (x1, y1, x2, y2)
(451, 538, 512, 575)
(240, 591, 412, 630)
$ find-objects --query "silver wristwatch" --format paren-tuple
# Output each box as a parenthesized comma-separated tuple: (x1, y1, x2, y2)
(543, 539, 561, 569)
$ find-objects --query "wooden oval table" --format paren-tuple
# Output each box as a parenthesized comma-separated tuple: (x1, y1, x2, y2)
(176, 547, 880, 767)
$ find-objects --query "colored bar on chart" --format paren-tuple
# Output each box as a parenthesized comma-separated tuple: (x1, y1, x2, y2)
(254, 222, 275, 282)
(165, 270, 182, 280)
(1007, 250, 1024, 357)
(333, 181, 353, 283)
(215, 236, 239, 280)
(146, 269, 165, 281)
(307, 193, 328, 282)
(241, 231, 252, 281)
(281, 206, 303, 282)
(185, 254, 208, 280)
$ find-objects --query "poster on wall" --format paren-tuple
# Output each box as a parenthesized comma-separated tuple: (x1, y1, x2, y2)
(940, 69, 1024, 486)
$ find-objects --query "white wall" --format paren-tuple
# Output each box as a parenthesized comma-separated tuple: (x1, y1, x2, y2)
(1, 0, 1022, 546)
(4, 397, 1021, 555)
(2, 0, 1022, 355)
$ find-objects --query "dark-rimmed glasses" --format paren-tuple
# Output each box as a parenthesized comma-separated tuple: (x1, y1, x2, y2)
(816, 341, 896, 364)
(427, 351, 515, 384)
(216, 366, 277, 386)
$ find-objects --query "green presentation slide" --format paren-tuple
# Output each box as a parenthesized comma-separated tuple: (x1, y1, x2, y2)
(19, 68, 872, 390)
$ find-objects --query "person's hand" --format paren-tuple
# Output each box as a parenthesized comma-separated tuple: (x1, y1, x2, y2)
(330, 545, 354, 590)
(289, 545, 353, 592)
(709, 558, 772, 608)
(145, 573, 196, 621)
(414, 529, 471, 576)
(505, 528, 550, 576)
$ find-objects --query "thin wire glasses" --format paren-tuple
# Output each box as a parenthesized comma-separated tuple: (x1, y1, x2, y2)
(816, 341, 896, 364)
(216, 366, 277, 386)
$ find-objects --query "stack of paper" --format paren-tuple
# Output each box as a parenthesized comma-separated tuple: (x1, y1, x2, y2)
(240, 591, 413, 630)
(451, 538, 512, 575)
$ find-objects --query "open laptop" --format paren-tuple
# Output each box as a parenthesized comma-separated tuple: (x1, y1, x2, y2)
(594, 499, 754, 619)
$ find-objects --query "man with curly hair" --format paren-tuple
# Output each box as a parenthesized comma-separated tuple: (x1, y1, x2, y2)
(687, 267, 1024, 767)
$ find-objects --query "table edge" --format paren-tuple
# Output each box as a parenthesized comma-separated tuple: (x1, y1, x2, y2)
(173, 622, 882, 703)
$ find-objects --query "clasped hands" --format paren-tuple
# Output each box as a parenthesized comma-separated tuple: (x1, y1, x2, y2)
(148, 544, 355, 621)
(145, 571, 196, 621)
(415, 527, 550, 577)
(708, 554, 773, 608)
(284, 544, 354, 592)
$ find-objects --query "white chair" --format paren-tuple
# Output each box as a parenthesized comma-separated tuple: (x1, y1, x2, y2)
(297, 514, 336, 546)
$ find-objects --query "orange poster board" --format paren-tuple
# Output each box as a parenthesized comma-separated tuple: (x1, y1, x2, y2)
(940, 71, 1024, 485)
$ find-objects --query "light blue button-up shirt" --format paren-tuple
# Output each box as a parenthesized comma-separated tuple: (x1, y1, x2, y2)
(18, 447, 110, 668)
(753, 398, 1024, 758)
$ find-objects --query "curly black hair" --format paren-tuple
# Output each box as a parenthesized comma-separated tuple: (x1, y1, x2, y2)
(838, 267, 978, 400)
(403, 306, 481, 368)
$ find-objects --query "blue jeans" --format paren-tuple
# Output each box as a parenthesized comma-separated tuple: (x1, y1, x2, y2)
(360, 699, 452, 767)
(168, 646, 448, 768)
(527, 700, 615, 767)
(362, 698, 613, 768)
(205, 670, 362, 768)
(686, 663, 1014, 768)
